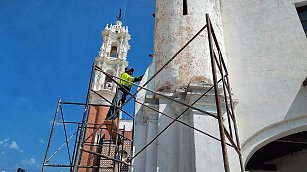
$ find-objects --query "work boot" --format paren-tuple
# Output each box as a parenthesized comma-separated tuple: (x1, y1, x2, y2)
(103, 120, 113, 125)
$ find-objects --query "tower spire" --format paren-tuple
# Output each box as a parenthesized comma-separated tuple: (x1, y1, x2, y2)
(116, 8, 122, 22)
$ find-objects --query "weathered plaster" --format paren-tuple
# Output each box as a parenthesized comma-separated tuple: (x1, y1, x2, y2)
(154, 0, 226, 92)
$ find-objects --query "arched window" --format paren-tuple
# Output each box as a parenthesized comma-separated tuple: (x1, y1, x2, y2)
(104, 70, 114, 90)
(110, 46, 117, 57)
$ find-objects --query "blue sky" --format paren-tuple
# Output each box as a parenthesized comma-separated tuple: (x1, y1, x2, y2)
(0, 0, 155, 171)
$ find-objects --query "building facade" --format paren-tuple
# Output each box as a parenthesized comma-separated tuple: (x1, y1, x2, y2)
(133, 0, 307, 172)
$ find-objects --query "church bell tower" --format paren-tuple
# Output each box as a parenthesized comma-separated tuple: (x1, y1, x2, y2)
(79, 15, 131, 172)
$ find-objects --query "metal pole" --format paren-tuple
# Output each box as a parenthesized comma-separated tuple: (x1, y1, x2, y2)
(130, 98, 136, 171)
(109, 119, 114, 156)
(218, 50, 233, 139)
(206, 13, 230, 172)
(72, 63, 95, 172)
(61, 101, 112, 107)
(211, 29, 244, 171)
(60, 105, 73, 164)
(46, 132, 77, 162)
(71, 124, 80, 172)
(120, 126, 126, 172)
(112, 117, 120, 172)
(41, 98, 61, 172)
(213, 27, 244, 170)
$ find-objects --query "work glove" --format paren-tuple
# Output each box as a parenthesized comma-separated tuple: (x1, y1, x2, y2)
(134, 75, 144, 82)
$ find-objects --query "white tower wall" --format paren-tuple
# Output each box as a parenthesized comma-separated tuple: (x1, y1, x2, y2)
(154, 0, 225, 92)
(222, 0, 307, 167)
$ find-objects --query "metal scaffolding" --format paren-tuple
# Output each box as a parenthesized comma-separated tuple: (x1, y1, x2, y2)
(41, 14, 244, 172)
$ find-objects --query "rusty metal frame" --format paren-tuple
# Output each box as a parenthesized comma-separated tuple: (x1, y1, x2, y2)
(41, 98, 133, 172)
(41, 14, 243, 172)
(206, 14, 244, 172)
(42, 65, 134, 172)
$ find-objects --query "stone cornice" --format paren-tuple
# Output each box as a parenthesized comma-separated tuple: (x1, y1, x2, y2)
(95, 56, 129, 68)
(143, 95, 159, 123)
(89, 89, 115, 105)
(143, 102, 159, 123)
(152, 83, 238, 117)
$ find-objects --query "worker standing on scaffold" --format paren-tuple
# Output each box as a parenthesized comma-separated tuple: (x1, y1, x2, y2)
(105, 67, 143, 120)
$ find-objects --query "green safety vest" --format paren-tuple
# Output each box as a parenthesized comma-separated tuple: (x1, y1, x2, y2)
(119, 72, 134, 87)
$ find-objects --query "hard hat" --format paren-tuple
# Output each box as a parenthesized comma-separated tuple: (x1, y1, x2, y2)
(125, 67, 134, 72)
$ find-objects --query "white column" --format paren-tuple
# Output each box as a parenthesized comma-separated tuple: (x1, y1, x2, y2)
(113, 64, 120, 92)
(93, 72, 99, 90)
(191, 109, 224, 172)
(157, 96, 179, 172)
(172, 100, 194, 172)
(99, 62, 106, 90)
(118, 38, 123, 59)
(145, 104, 159, 172)
(179, 114, 193, 172)
(186, 85, 224, 172)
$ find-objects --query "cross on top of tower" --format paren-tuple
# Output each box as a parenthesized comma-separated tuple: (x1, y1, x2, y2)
(116, 8, 122, 22)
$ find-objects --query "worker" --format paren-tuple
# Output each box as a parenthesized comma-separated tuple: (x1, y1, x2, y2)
(17, 168, 25, 172)
(105, 67, 143, 120)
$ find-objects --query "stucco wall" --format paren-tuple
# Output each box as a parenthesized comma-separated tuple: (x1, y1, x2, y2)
(132, 59, 156, 172)
(222, 0, 307, 164)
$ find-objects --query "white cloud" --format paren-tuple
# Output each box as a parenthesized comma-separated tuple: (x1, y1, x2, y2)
(9, 141, 19, 150)
(0, 138, 10, 146)
(22, 158, 38, 167)
(0, 141, 24, 152)
(38, 139, 47, 144)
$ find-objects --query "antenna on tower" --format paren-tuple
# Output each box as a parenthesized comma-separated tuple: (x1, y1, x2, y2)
(116, 8, 122, 21)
